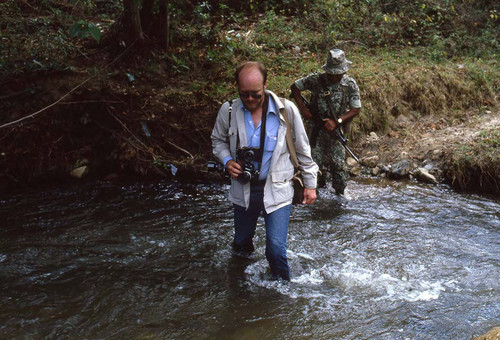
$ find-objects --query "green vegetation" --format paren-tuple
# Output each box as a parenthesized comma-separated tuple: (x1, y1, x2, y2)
(0, 0, 498, 193)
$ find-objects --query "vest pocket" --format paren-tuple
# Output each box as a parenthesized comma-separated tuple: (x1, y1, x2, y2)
(268, 169, 294, 203)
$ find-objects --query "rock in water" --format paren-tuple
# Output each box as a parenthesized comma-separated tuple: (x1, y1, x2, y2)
(414, 167, 438, 184)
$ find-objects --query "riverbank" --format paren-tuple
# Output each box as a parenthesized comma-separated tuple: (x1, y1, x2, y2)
(0, 69, 498, 196)
(0, 1, 498, 196)
(348, 110, 500, 194)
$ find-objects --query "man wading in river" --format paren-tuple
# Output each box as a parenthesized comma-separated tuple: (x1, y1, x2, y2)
(211, 61, 318, 281)
(291, 49, 361, 195)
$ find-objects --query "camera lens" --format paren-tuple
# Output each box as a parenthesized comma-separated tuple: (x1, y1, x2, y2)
(238, 171, 252, 184)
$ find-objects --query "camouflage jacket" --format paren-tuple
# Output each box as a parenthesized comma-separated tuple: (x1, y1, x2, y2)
(293, 73, 361, 120)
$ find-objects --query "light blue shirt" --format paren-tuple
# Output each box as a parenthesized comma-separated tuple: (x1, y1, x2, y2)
(223, 97, 279, 181)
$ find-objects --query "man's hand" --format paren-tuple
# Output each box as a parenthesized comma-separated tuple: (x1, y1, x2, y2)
(322, 118, 338, 132)
(226, 159, 242, 179)
(302, 188, 317, 204)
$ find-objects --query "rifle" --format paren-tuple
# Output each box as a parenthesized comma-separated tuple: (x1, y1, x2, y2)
(301, 95, 359, 162)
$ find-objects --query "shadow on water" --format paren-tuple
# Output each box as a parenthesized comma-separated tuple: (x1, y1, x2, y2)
(0, 178, 499, 339)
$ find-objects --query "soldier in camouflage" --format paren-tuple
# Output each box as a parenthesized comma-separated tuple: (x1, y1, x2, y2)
(291, 49, 361, 195)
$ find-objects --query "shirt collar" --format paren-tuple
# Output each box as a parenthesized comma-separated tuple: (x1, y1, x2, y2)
(241, 96, 278, 116)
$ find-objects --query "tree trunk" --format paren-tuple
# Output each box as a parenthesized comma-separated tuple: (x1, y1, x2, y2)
(140, 0, 155, 34)
(158, 0, 170, 49)
(122, 0, 144, 45)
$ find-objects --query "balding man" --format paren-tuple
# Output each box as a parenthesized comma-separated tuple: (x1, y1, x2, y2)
(212, 61, 318, 281)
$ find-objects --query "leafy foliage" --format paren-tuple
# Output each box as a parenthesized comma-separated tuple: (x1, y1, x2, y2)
(69, 20, 101, 43)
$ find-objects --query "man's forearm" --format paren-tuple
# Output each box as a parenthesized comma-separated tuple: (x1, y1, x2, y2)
(338, 107, 361, 124)
(291, 84, 311, 119)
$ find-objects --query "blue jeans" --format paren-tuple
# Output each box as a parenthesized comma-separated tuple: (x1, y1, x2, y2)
(233, 183, 292, 281)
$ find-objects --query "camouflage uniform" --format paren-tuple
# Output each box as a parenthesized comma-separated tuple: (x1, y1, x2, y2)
(293, 72, 361, 194)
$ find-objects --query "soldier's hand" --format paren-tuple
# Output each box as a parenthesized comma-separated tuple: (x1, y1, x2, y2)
(226, 160, 242, 179)
(322, 118, 337, 131)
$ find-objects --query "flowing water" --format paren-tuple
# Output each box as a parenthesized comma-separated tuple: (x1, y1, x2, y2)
(0, 178, 499, 339)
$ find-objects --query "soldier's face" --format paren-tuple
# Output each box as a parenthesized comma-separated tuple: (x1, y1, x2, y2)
(328, 73, 344, 83)
(238, 68, 266, 112)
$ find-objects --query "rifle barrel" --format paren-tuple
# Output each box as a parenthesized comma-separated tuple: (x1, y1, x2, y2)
(332, 130, 359, 162)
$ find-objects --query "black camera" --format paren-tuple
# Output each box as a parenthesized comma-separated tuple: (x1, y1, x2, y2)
(236, 147, 261, 184)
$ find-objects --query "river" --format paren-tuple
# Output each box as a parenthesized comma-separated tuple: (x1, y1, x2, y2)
(0, 178, 499, 339)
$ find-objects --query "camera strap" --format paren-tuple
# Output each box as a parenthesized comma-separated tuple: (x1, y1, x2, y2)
(228, 99, 244, 151)
(232, 96, 268, 184)
(258, 94, 269, 162)
(250, 95, 268, 183)
(228, 99, 233, 127)
(227, 99, 235, 145)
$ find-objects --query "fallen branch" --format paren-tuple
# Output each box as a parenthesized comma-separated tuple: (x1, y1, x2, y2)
(110, 112, 151, 152)
(166, 139, 194, 159)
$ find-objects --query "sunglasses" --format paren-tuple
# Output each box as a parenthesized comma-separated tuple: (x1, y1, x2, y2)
(239, 91, 263, 99)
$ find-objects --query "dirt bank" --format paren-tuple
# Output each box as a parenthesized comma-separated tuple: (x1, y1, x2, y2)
(352, 110, 500, 194)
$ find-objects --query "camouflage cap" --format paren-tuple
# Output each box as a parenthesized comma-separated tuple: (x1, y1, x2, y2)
(322, 49, 352, 75)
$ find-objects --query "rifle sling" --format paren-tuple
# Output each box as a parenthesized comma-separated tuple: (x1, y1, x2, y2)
(318, 74, 348, 139)
(319, 73, 340, 121)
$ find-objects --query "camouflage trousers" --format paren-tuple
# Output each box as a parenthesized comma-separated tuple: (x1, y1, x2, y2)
(310, 130, 347, 195)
